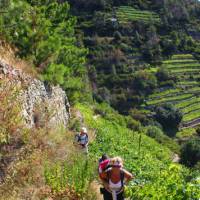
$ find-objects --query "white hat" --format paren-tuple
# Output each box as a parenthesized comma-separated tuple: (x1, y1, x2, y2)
(81, 127, 87, 133)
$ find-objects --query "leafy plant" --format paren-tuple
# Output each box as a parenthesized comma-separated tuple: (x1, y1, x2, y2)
(44, 154, 95, 195)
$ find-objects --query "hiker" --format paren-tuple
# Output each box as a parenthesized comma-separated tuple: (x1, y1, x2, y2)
(98, 154, 111, 179)
(75, 127, 89, 154)
(99, 157, 133, 200)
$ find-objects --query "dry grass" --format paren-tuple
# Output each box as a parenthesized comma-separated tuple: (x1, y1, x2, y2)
(0, 77, 98, 200)
(0, 78, 83, 199)
(0, 125, 81, 200)
(0, 40, 38, 78)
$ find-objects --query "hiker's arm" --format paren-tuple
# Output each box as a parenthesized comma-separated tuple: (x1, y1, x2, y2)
(99, 172, 109, 189)
(123, 169, 133, 183)
(100, 171, 107, 179)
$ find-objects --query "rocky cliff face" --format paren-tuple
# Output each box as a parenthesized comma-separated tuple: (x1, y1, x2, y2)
(0, 60, 70, 129)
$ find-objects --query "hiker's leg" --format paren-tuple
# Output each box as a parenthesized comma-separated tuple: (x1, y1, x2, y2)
(82, 146, 88, 154)
(101, 188, 112, 200)
(117, 191, 124, 200)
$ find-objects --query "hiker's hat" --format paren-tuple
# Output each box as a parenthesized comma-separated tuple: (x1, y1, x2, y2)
(81, 127, 87, 133)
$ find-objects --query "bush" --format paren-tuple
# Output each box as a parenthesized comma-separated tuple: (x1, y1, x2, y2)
(133, 71, 157, 95)
(196, 127, 200, 137)
(180, 137, 200, 167)
(146, 126, 180, 153)
(156, 67, 171, 82)
(159, 80, 175, 87)
(113, 31, 122, 41)
(129, 164, 200, 199)
(146, 126, 163, 138)
(126, 116, 141, 131)
(128, 108, 147, 123)
(155, 103, 183, 134)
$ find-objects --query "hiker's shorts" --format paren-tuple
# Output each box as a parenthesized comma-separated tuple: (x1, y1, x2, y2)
(100, 188, 124, 200)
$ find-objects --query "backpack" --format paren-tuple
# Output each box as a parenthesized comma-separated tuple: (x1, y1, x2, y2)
(98, 159, 110, 174)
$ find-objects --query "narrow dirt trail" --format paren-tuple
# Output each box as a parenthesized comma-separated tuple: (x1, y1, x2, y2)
(90, 180, 103, 200)
(71, 108, 104, 200)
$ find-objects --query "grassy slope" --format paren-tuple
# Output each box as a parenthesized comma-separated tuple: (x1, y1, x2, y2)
(77, 103, 171, 180)
(76, 103, 200, 199)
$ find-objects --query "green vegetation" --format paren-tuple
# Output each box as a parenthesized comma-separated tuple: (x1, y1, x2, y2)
(146, 126, 180, 153)
(146, 54, 200, 128)
(116, 6, 160, 24)
(0, 0, 89, 103)
(183, 110, 200, 122)
(176, 128, 197, 139)
(147, 93, 193, 105)
(44, 156, 95, 196)
(181, 137, 200, 167)
(1, 0, 200, 199)
(77, 103, 199, 199)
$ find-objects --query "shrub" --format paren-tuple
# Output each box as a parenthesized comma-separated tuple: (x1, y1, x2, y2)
(156, 67, 171, 82)
(113, 31, 122, 41)
(155, 103, 183, 133)
(146, 126, 180, 153)
(129, 164, 200, 199)
(180, 137, 200, 167)
(126, 116, 141, 131)
(133, 71, 157, 95)
(196, 127, 200, 137)
(159, 80, 175, 87)
(146, 126, 163, 138)
(128, 108, 147, 123)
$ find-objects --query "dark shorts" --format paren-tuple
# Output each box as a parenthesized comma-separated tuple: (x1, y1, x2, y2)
(100, 188, 124, 200)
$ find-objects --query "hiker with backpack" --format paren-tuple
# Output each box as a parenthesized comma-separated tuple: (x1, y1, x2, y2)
(99, 157, 133, 200)
(74, 127, 89, 154)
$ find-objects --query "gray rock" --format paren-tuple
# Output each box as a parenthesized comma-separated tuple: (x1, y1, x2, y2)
(0, 61, 70, 129)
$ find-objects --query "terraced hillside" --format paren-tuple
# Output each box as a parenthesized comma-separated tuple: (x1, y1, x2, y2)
(145, 54, 200, 128)
(116, 6, 160, 24)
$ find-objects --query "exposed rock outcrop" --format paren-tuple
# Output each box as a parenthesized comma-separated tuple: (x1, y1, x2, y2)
(0, 60, 70, 129)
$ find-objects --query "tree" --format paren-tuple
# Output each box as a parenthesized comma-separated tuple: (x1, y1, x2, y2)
(155, 103, 183, 134)
(181, 137, 200, 167)
(133, 71, 157, 95)
(0, 0, 88, 103)
(156, 67, 171, 82)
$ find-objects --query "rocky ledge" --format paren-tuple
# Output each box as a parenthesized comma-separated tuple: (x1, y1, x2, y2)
(0, 60, 70, 129)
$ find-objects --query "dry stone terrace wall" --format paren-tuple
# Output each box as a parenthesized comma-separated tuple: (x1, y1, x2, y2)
(0, 60, 70, 128)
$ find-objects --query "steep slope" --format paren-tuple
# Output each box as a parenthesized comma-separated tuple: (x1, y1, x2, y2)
(70, 0, 200, 115)
(145, 54, 200, 128)
(74, 103, 200, 199)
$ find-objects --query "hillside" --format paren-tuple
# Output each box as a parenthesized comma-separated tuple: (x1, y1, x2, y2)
(69, 0, 200, 129)
(0, 0, 200, 200)
(145, 54, 200, 128)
